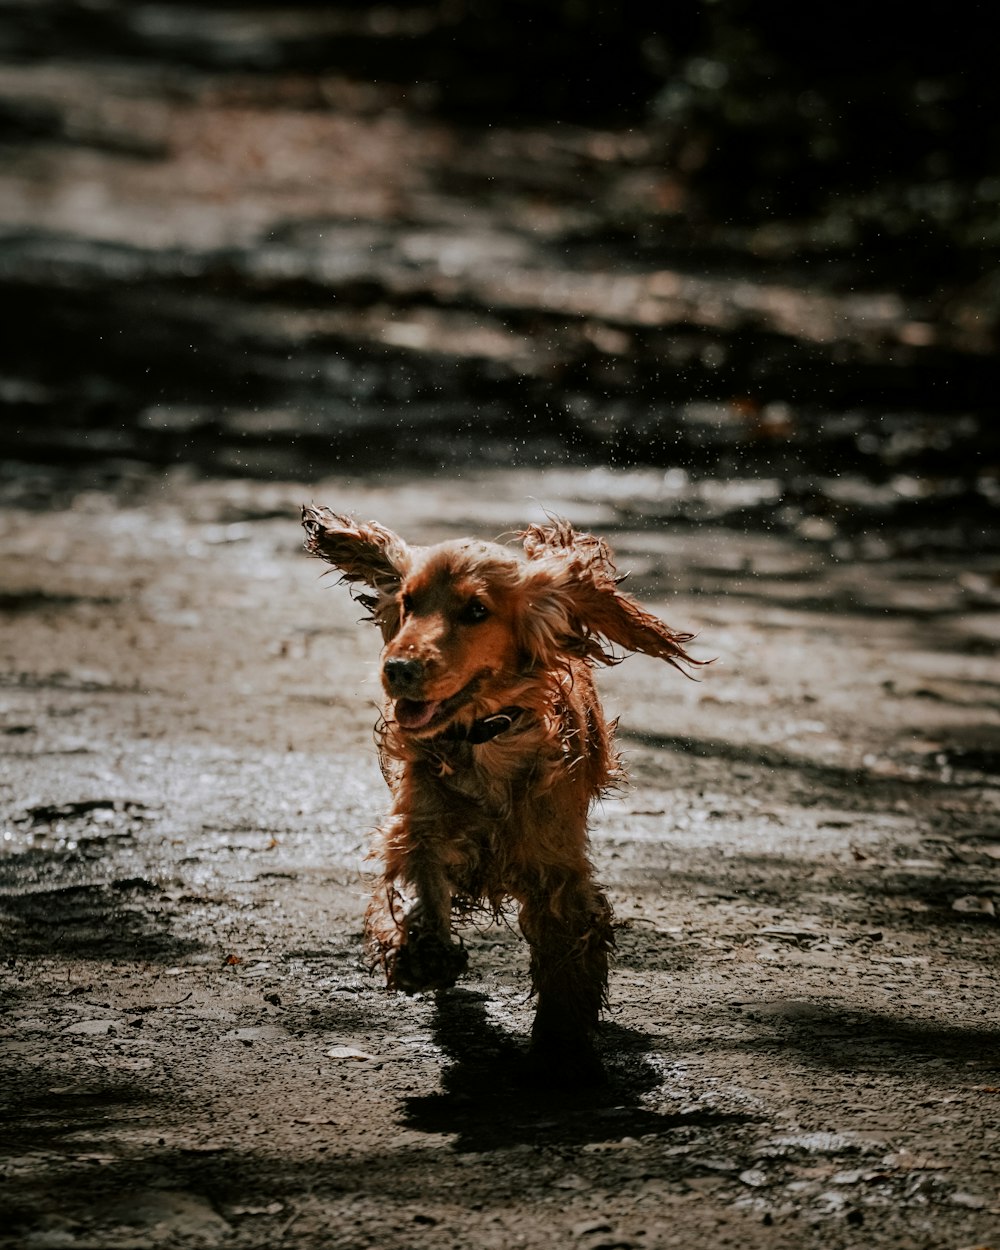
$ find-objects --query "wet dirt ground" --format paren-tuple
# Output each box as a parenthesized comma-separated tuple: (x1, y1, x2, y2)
(1, 467, 998, 1250)
(1, 7, 999, 1244)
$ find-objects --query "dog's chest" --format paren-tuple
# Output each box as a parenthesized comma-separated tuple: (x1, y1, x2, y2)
(432, 735, 546, 809)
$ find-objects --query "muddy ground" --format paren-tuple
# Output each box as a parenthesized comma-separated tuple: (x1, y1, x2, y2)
(1, 8, 999, 1246)
(1, 467, 998, 1250)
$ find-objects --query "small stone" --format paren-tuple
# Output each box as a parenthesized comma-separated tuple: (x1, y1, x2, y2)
(951, 895, 995, 917)
(64, 1019, 116, 1035)
(551, 1173, 588, 1191)
(832, 1169, 866, 1184)
(949, 1191, 987, 1210)
(326, 1045, 375, 1061)
(763, 1131, 865, 1155)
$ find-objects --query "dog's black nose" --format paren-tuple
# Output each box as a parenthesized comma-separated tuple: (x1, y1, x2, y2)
(383, 657, 425, 695)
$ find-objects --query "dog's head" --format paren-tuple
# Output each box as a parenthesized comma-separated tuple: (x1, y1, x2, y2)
(302, 506, 702, 738)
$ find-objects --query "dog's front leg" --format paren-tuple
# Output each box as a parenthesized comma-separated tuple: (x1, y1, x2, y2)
(365, 810, 469, 994)
(518, 873, 614, 1083)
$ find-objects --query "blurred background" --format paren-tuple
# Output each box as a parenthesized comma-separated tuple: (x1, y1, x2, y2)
(0, 0, 998, 555)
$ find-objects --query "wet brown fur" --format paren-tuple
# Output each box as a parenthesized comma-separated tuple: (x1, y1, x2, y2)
(301, 506, 703, 1076)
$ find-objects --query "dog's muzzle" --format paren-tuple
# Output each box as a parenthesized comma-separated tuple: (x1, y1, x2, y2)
(383, 657, 425, 697)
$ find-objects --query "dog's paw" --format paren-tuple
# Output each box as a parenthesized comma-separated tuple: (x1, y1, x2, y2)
(388, 932, 469, 994)
(524, 1031, 607, 1088)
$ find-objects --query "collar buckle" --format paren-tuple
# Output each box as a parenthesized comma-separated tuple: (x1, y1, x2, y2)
(438, 706, 526, 745)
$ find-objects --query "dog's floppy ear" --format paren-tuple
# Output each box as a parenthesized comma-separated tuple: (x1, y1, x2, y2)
(301, 505, 412, 638)
(518, 520, 705, 675)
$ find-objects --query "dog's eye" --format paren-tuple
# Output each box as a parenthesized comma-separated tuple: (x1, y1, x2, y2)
(460, 598, 490, 625)
(400, 592, 414, 615)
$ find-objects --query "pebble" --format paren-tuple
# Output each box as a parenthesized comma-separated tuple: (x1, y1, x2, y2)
(949, 1191, 987, 1210)
(951, 895, 996, 917)
(63, 1020, 117, 1035)
(326, 1045, 376, 1061)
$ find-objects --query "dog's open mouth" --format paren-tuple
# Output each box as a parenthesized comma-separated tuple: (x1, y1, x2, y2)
(393, 698, 443, 731)
(392, 676, 482, 735)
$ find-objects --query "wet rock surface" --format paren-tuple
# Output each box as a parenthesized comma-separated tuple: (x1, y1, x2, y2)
(1, 470, 999, 1249)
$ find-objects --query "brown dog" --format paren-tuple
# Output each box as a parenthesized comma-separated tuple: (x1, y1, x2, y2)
(301, 507, 701, 1078)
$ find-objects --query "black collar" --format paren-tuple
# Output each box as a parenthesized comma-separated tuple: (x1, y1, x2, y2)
(436, 706, 528, 745)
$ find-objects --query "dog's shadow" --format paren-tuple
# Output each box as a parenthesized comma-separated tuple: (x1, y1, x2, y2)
(401, 989, 747, 1152)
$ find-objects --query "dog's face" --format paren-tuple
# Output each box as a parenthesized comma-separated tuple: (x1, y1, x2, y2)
(381, 541, 525, 735)
(301, 506, 703, 739)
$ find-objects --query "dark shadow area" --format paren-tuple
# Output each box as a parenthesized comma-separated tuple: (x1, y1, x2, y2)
(0, 1056, 756, 1246)
(730, 1001, 1000, 1074)
(0, 0, 995, 233)
(614, 574, 995, 623)
(0, 875, 205, 964)
(284, 996, 385, 1039)
(619, 728, 992, 798)
(0, 797, 206, 964)
(0, 1073, 269, 1243)
(0, 591, 121, 613)
(400, 988, 754, 1152)
(1, 260, 996, 495)
(0, 5, 998, 561)
(0, 1076, 170, 1157)
(611, 845, 1000, 934)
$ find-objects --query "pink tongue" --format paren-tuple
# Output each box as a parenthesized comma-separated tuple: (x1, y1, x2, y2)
(394, 698, 441, 730)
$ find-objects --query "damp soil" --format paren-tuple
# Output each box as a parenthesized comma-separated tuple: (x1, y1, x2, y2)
(1, 10, 999, 1245)
(1, 469, 998, 1250)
